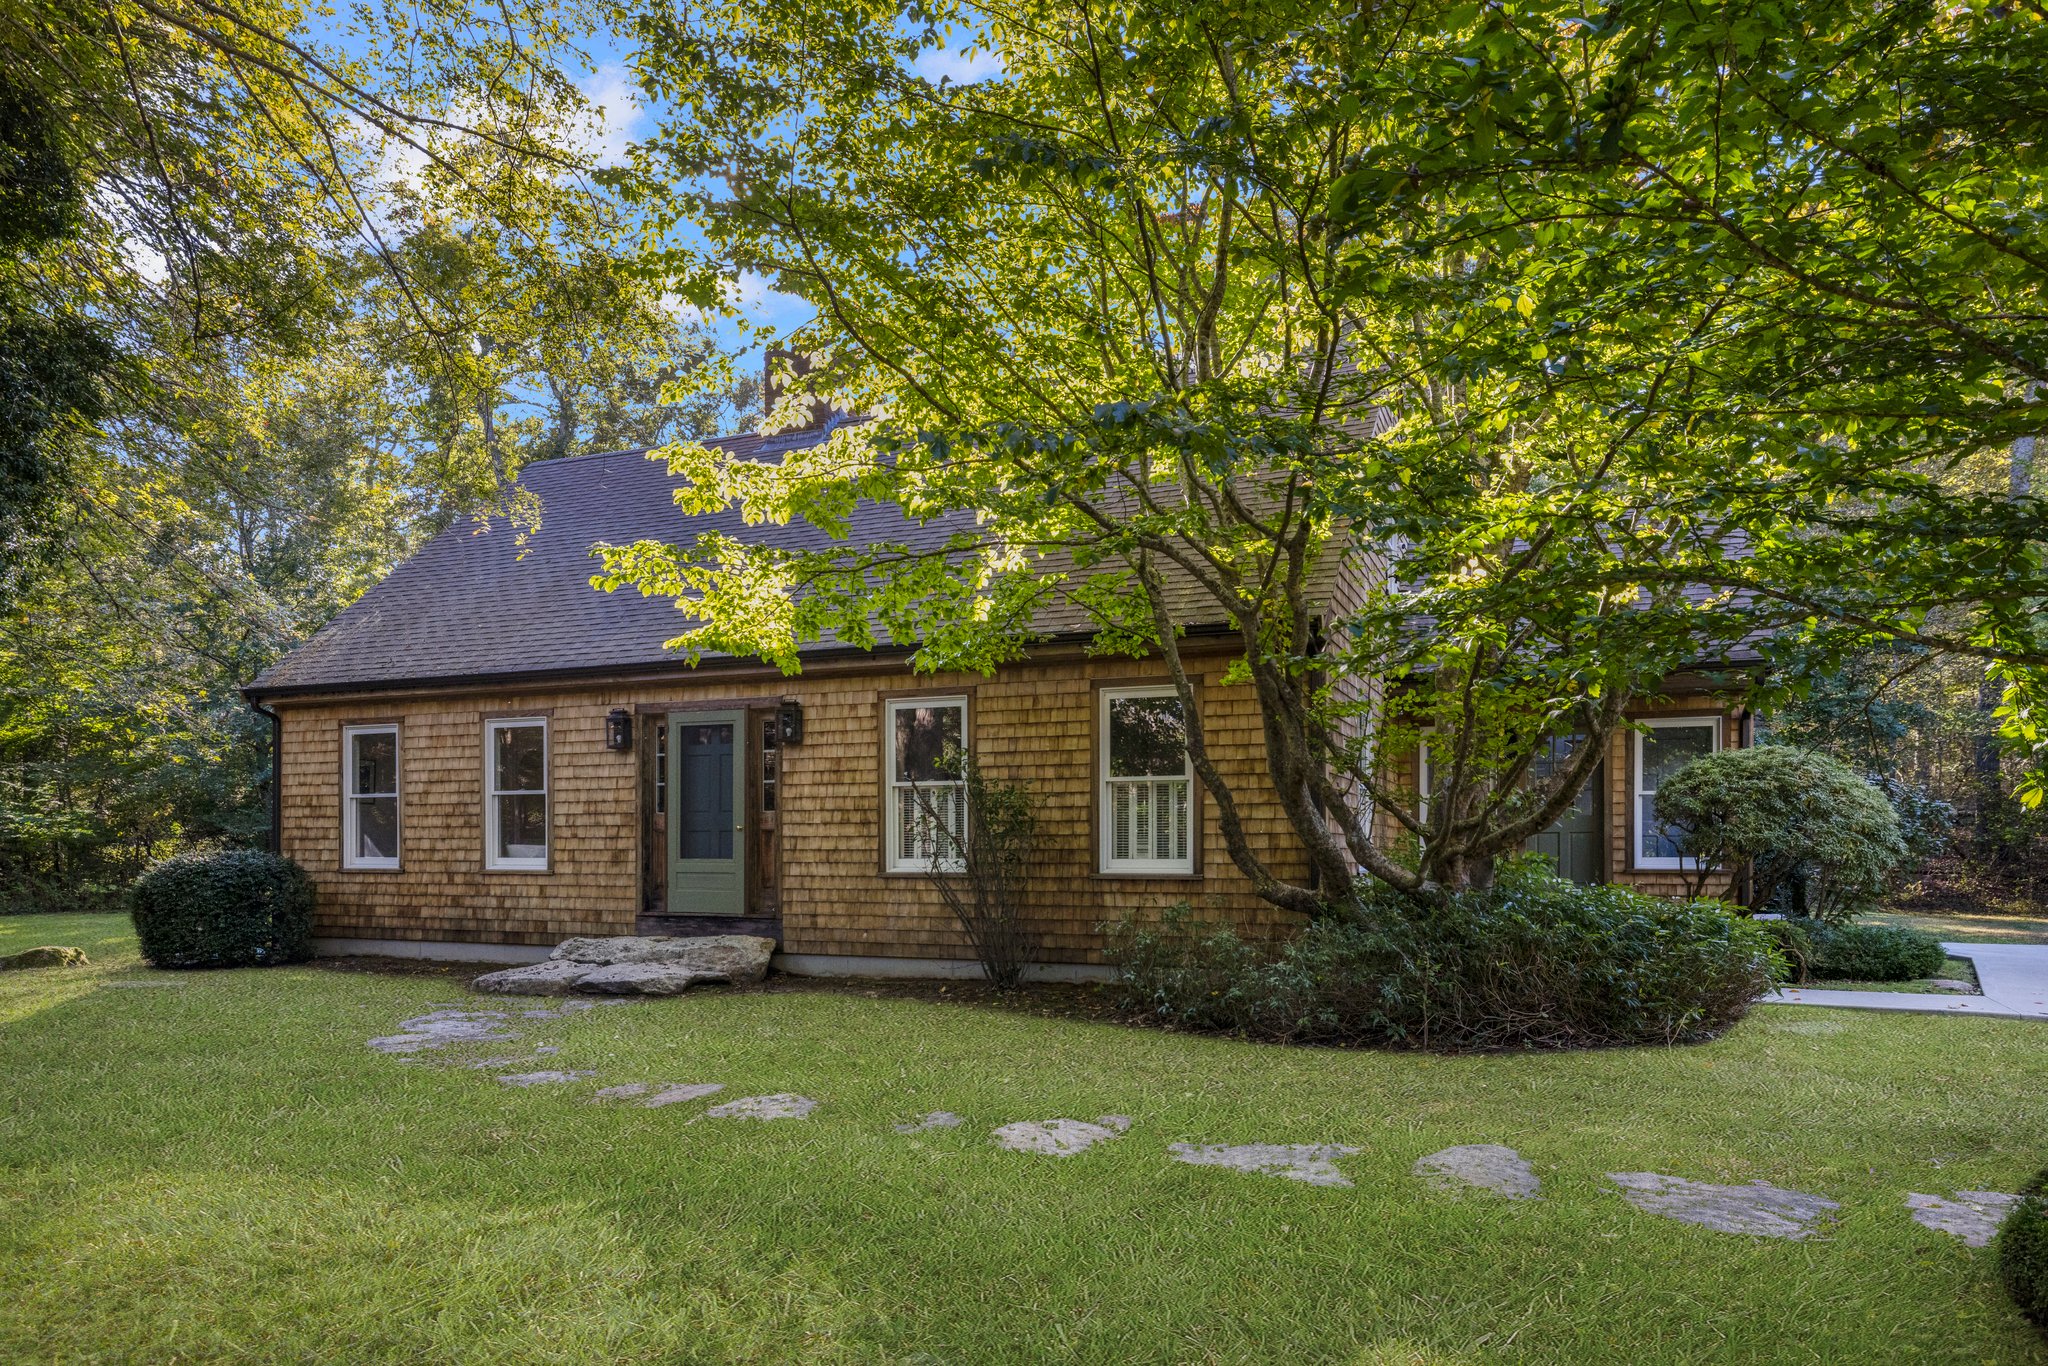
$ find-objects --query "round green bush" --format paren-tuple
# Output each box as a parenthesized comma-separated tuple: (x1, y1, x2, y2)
(2002, 1171, 2048, 1337)
(1107, 864, 1781, 1050)
(129, 850, 315, 969)
(1654, 745, 1906, 923)
(1759, 918, 1948, 983)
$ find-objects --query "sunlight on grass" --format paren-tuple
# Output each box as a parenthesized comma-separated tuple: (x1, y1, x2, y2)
(0, 912, 148, 1027)
(1870, 908, 2048, 945)
(3, 913, 2045, 1362)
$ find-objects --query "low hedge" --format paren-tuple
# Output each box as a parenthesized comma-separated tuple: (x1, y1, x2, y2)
(2003, 1170, 2048, 1339)
(1106, 866, 1780, 1050)
(129, 850, 315, 969)
(1760, 918, 1948, 983)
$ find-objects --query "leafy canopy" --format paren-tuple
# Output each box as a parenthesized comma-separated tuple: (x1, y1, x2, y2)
(603, 0, 2048, 907)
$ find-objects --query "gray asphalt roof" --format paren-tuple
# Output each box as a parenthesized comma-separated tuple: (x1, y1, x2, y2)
(247, 427, 947, 696)
(245, 425, 1309, 696)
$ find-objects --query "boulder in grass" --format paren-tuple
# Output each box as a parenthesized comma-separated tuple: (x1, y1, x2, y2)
(0, 945, 89, 970)
(471, 959, 596, 995)
(550, 935, 775, 983)
(574, 961, 723, 995)
(473, 935, 775, 996)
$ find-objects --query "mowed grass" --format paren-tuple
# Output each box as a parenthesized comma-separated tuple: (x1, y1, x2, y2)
(2, 916, 2045, 1364)
(1872, 906, 2048, 945)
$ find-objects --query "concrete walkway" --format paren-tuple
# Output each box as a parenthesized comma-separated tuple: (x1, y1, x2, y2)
(1767, 942, 2048, 1019)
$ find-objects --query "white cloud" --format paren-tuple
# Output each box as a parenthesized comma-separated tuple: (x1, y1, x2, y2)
(121, 233, 169, 286)
(577, 63, 646, 168)
(912, 45, 1005, 85)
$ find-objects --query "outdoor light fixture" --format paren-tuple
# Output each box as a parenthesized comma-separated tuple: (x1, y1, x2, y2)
(778, 702, 804, 745)
(605, 708, 633, 751)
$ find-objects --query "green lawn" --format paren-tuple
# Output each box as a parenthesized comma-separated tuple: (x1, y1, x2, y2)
(3, 914, 2045, 1364)
(1871, 907, 2048, 945)
(1808, 955, 1982, 995)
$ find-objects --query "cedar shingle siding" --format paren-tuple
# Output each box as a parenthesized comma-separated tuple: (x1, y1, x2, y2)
(254, 436, 1741, 963)
(275, 651, 1307, 960)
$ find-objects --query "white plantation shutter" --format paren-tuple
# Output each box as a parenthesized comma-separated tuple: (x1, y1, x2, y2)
(895, 782, 966, 867)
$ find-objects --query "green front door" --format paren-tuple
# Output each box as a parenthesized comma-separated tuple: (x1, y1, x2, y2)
(1525, 735, 1602, 884)
(667, 710, 746, 916)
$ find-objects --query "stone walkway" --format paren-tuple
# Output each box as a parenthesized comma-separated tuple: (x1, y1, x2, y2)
(361, 999, 2031, 1249)
(1767, 942, 2048, 1019)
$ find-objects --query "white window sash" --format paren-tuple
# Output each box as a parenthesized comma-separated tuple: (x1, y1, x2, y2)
(1099, 685, 1194, 874)
(341, 724, 400, 871)
(885, 697, 967, 873)
(1633, 717, 1720, 870)
(484, 718, 549, 872)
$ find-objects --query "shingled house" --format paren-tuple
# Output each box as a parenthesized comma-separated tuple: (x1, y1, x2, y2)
(243, 426, 1751, 975)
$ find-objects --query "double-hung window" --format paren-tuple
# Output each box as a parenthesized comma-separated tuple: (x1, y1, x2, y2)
(1100, 685, 1194, 874)
(341, 724, 400, 870)
(485, 717, 549, 871)
(885, 696, 967, 872)
(1634, 717, 1720, 868)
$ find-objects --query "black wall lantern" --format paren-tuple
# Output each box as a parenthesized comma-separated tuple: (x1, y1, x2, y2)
(604, 708, 633, 751)
(778, 702, 804, 745)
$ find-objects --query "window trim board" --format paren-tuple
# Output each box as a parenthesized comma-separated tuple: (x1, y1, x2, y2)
(1630, 714, 1724, 871)
(1093, 678, 1202, 878)
(483, 715, 552, 873)
(339, 721, 402, 872)
(878, 690, 973, 876)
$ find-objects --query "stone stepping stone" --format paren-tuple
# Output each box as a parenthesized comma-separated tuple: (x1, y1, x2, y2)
(1906, 1191, 2023, 1247)
(368, 1009, 520, 1054)
(643, 1083, 726, 1109)
(1169, 1142, 1360, 1187)
(703, 1093, 816, 1120)
(1414, 1144, 1542, 1200)
(992, 1115, 1131, 1156)
(1608, 1172, 1839, 1240)
(895, 1111, 965, 1134)
(496, 1070, 597, 1087)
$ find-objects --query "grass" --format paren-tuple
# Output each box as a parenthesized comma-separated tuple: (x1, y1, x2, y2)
(1806, 955, 1982, 996)
(3, 914, 2046, 1364)
(1870, 907, 2048, 945)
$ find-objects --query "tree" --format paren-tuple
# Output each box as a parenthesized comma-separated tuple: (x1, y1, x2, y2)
(0, 69, 115, 599)
(0, 0, 748, 897)
(604, 0, 2048, 913)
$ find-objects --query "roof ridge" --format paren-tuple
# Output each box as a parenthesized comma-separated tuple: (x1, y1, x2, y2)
(519, 429, 771, 472)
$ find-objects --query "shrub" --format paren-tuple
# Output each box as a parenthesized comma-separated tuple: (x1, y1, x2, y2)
(1758, 917, 1948, 983)
(911, 753, 1040, 989)
(1106, 866, 1780, 1050)
(129, 850, 315, 969)
(2002, 1171, 2048, 1338)
(1653, 745, 1907, 923)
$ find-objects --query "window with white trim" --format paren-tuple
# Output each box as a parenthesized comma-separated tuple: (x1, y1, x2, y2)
(341, 724, 400, 870)
(484, 718, 549, 871)
(886, 696, 966, 872)
(1634, 717, 1720, 868)
(1100, 686, 1194, 874)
